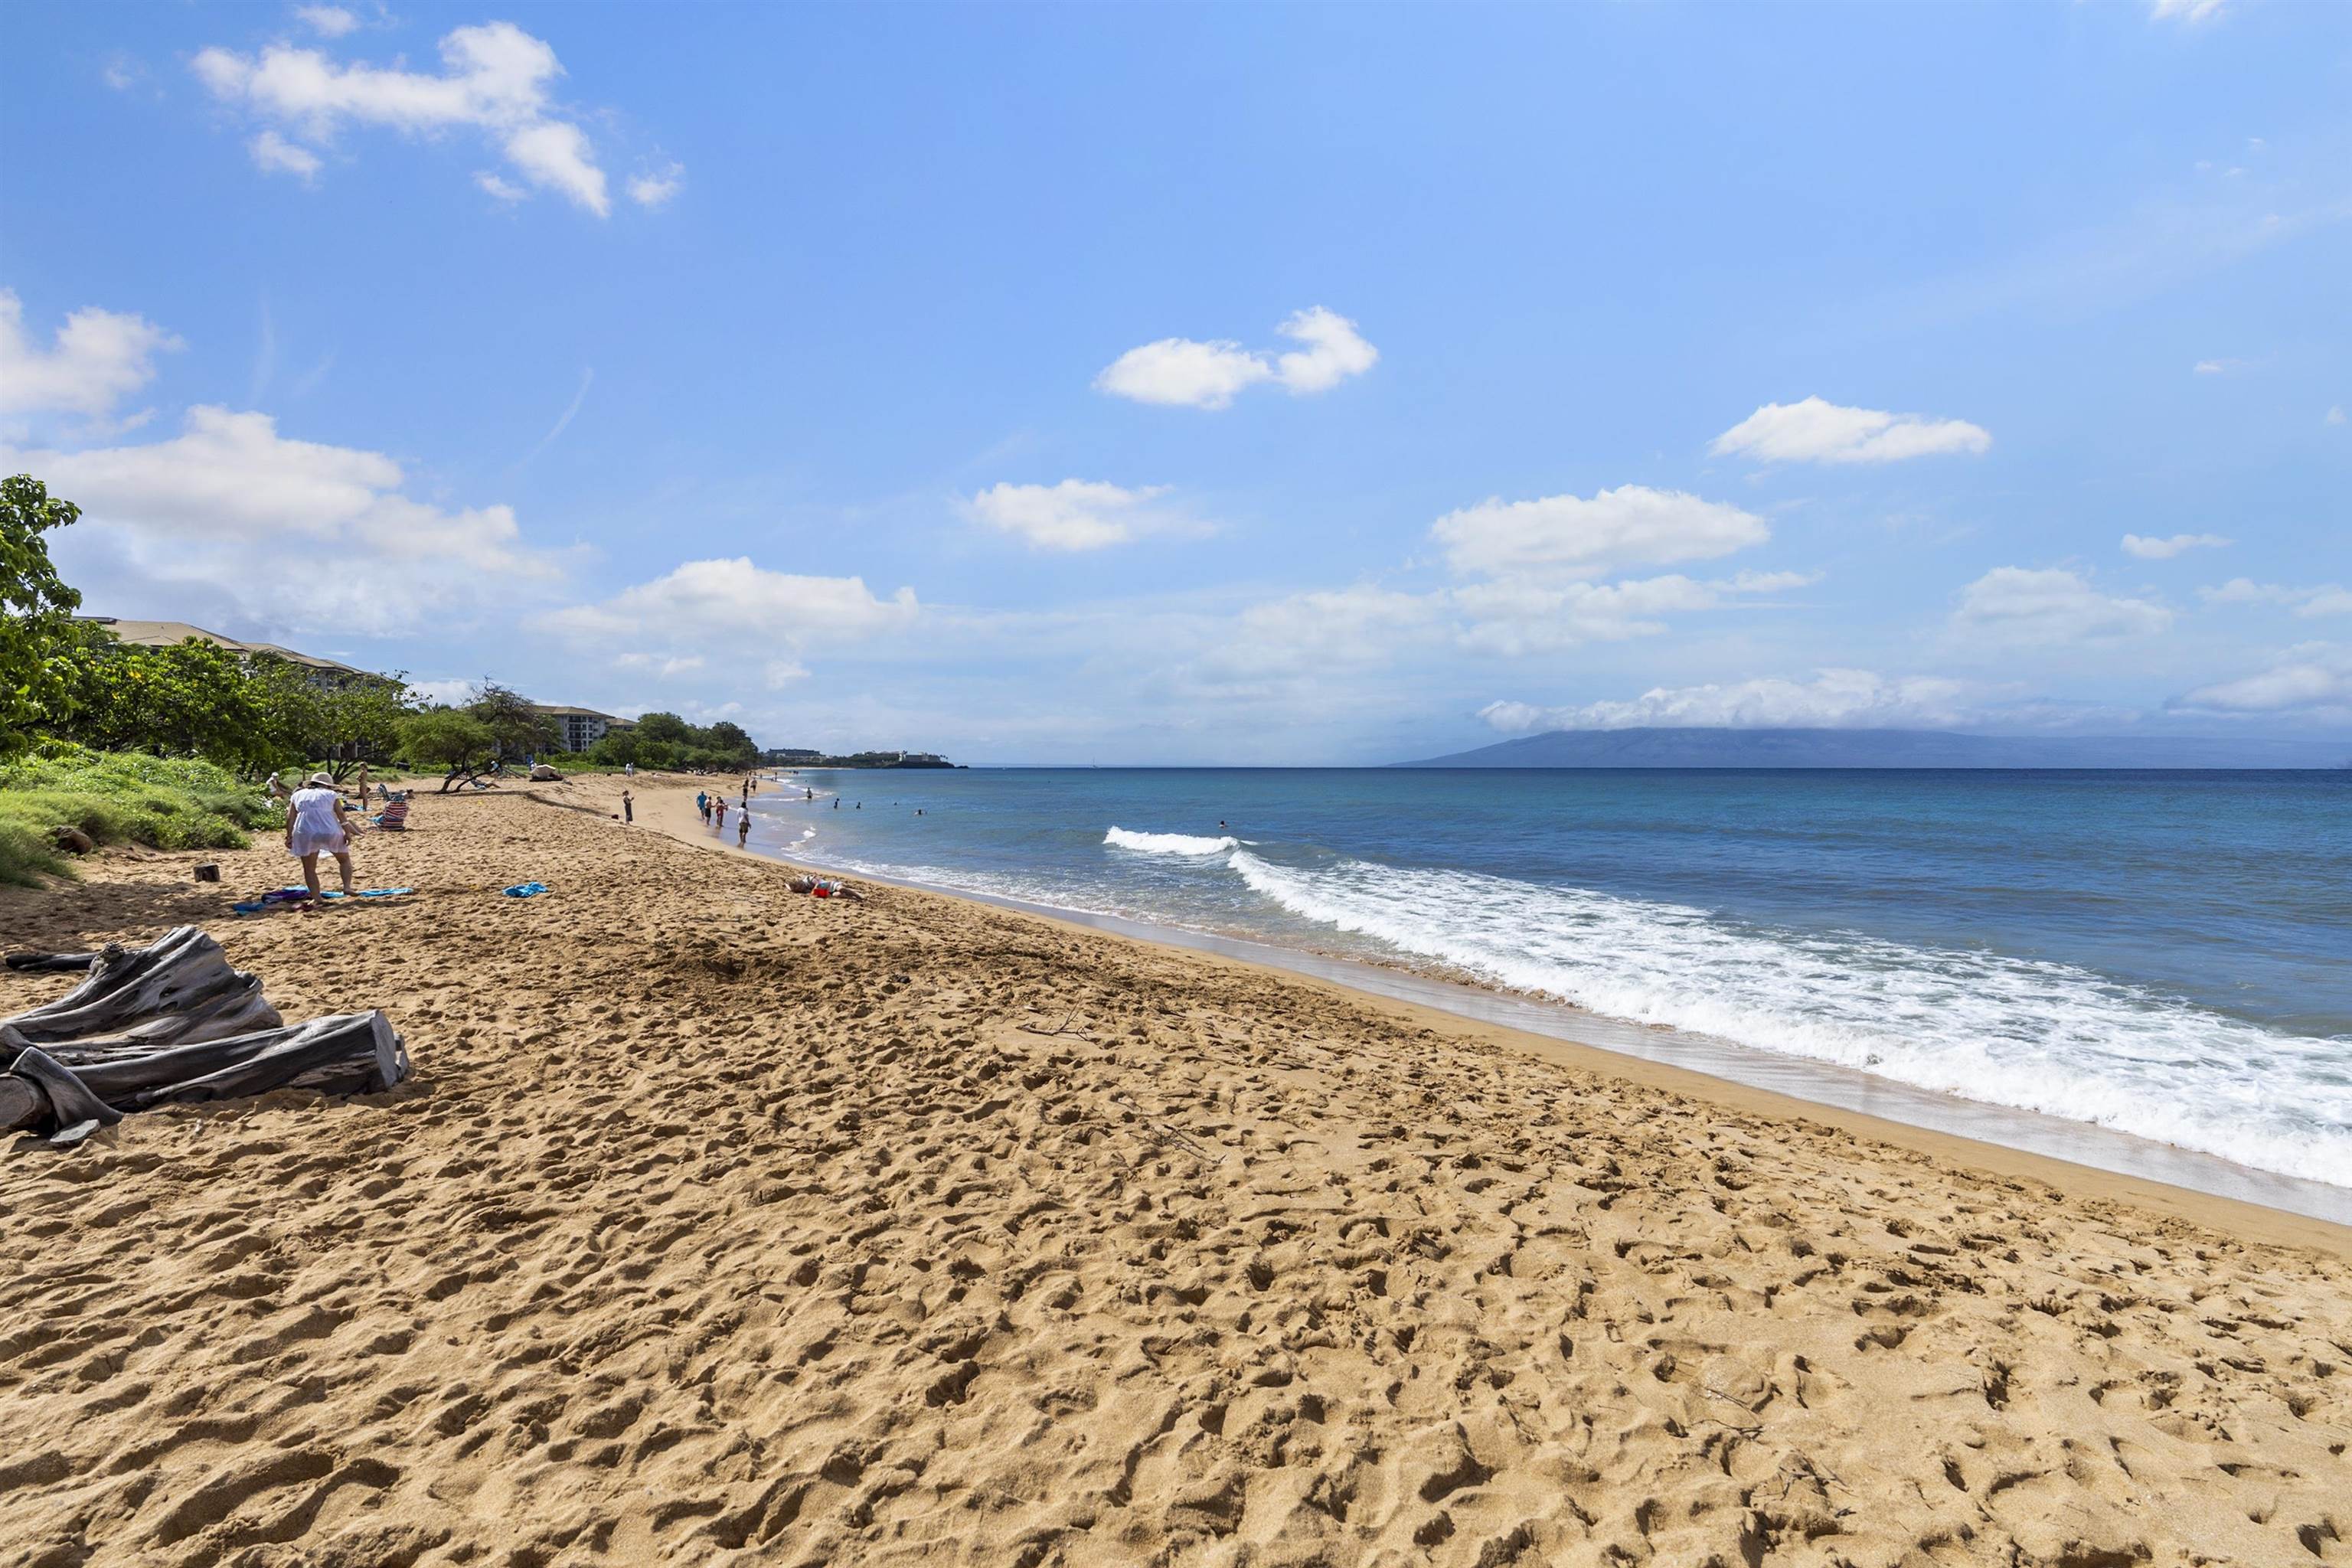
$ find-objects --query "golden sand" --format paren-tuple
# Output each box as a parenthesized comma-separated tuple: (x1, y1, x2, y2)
(4, 773, 2347, 1567)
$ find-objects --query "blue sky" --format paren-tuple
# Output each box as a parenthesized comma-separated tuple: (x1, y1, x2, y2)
(2, 1, 2347, 763)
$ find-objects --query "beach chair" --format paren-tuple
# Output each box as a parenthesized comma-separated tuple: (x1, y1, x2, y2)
(373, 800, 410, 831)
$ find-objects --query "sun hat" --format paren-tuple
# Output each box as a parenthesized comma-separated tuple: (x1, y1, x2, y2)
(306, 771, 335, 787)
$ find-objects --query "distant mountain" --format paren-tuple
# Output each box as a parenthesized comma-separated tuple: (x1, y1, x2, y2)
(1394, 727, 2352, 769)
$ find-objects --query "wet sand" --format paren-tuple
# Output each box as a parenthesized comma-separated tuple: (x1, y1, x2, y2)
(4, 772, 2348, 1567)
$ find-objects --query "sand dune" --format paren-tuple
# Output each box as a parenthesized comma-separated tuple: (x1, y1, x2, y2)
(4, 775, 2347, 1566)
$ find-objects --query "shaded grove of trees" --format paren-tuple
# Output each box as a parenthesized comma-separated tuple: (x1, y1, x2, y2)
(580, 712, 757, 774)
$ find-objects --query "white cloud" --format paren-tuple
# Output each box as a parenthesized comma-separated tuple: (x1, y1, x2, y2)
(2122, 531, 2230, 559)
(2149, 0, 2230, 24)
(1269, 307, 1379, 394)
(1190, 585, 1442, 685)
(2328, 407, 2347, 427)
(1451, 571, 1809, 656)
(967, 479, 1191, 551)
(1478, 668, 1978, 733)
(475, 171, 526, 203)
(249, 129, 322, 180)
(1950, 567, 2172, 645)
(192, 22, 616, 215)
(294, 5, 361, 37)
(4, 406, 567, 635)
(616, 652, 707, 678)
(1710, 396, 1991, 465)
(407, 677, 477, 707)
(1431, 484, 1769, 579)
(101, 54, 145, 92)
(1094, 338, 1268, 410)
(2173, 645, 2351, 714)
(0, 289, 181, 423)
(627, 162, 684, 207)
(2200, 578, 2352, 617)
(537, 560, 918, 659)
(1095, 307, 1376, 409)
(501, 120, 607, 215)
(2193, 358, 2234, 375)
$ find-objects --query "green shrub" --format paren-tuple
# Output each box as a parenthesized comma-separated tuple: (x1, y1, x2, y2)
(0, 820, 68, 888)
(0, 743, 278, 884)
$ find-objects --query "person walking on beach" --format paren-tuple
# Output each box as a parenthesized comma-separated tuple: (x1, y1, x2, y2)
(714, 798, 727, 832)
(621, 789, 634, 825)
(696, 790, 710, 824)
(737, 813, 750, 848)
(285, 771, 355, 901)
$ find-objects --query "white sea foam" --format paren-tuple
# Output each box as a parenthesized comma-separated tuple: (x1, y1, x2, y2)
(1227, 851, 2352, 1187)
(1105, 827, 1240, 857)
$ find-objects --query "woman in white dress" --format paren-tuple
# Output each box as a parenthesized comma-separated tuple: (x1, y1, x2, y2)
(285, 770, 357, 900)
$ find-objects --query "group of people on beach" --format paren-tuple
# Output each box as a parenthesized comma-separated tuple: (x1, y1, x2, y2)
(696, 783, 753, 848)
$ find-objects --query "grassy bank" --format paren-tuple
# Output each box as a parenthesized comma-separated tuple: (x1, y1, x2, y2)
(0, 746, 279, 887)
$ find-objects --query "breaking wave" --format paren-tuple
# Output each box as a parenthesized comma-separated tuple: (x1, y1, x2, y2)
(1226, 851, 2352, 1187)
(1105, 827, 1240, 857)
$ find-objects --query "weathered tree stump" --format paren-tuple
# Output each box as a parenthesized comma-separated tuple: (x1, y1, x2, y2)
(1, 926, 281, 1050)
(2, 926, 411, 1148)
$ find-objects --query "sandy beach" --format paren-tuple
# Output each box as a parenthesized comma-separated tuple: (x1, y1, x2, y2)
(5, 772, 2349, 1568)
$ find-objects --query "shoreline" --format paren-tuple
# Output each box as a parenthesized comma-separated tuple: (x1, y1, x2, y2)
(11, 773, 2352, 1566)
(626, 772, 2352, 1251)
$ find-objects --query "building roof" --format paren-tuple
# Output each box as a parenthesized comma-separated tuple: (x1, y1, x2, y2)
(531, 704, 625, 722)
(76, 618, 373, 679)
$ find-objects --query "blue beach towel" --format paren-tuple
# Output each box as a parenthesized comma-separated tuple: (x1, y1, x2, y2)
(502, 882, 550, 898)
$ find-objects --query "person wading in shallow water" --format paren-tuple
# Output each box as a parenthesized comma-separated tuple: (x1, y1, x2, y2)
(737, 814, 750, 848)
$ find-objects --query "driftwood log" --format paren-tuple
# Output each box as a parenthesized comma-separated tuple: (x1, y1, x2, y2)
(4, 950, 101, 974)
(1, 926, 409, 1147)
(2, 1012, 408, 1145)
(0, 926, 280, 1052)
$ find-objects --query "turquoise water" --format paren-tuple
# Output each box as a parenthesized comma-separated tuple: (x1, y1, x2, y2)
(746, 768, 2351, 1187)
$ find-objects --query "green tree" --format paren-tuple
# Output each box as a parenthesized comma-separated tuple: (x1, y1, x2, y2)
(55, 632, 328, 778)
(60, 636, 272, 771)
(1, 475, 85, 756)
(466, 681, 558, 760)
(702, 719, 757, 769)
(586, 725, 639, 766)
(313, 677, 416, 779)
(633, 710, 692, 747)
(395, 709, 497, 792)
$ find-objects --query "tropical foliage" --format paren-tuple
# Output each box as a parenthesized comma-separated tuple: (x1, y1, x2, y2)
(0, 743, 279, 887)
(588, 711, 756, 773)
(0, 475, 84, 758)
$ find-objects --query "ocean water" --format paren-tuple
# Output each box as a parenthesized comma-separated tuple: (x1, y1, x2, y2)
(748, 768, 2352, 1188)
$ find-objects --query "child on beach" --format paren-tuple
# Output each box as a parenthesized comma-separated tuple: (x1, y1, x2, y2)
(285, 771, 356, 900)
(714, 799, 728, 832)
(621, 789, 634, 825)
